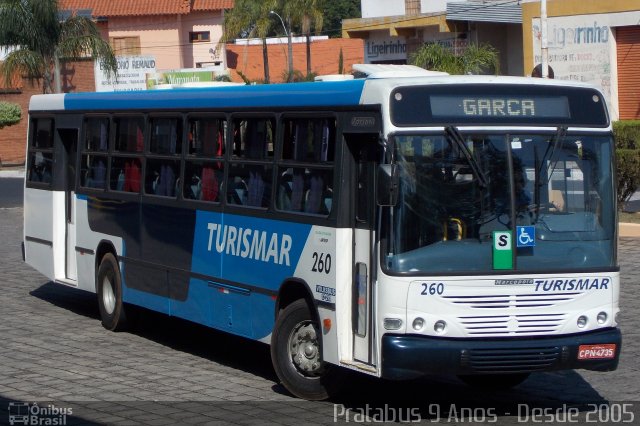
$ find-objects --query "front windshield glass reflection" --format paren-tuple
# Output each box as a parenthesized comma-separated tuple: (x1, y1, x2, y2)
(384, 132, 615, 274)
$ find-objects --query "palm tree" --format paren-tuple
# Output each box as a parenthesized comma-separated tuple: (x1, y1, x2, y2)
(410, 42, 500, 75)
(223, 0, 277, 83)
(0, 0, 117, 94)
(284, 0, 324, 77)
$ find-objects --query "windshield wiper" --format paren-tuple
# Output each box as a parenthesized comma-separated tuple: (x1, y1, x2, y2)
(445, 126, 488, 188)
(538, 126, 567, 186)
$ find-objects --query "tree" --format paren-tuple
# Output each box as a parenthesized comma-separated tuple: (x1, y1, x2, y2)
(322, 0, 360, 38)
(223, 0, 277, 83)
(410, 42, 500, 75)
(284, 0, 323, 77)
(0, 101, 21, 128)
(0, 0, 117, 94)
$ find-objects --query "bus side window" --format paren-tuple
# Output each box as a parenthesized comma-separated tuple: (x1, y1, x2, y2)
(145, 117, 182, 198)
(276, 118, 334, 216)
(27, 118, 54, 186)
(185, 116, 225, 203)
(81, 117, 109, 190)
(228, 117, 274, 208)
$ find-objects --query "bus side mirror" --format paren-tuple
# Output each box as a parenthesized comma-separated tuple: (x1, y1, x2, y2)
(377, 164, 399, 206)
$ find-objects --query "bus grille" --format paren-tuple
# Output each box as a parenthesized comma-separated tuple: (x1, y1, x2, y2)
(443, 292, 582, 309)
(458, 314, 567, 335)
(463, 346, 562, 373)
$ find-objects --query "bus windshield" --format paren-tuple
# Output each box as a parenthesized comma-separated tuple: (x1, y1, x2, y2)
(384, 131, 615, 274)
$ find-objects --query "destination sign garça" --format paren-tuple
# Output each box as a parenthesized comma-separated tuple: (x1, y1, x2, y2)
(429, 95, 570, 119)
(389, 84, 608, 127)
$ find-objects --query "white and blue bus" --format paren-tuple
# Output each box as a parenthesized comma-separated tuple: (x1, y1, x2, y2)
(24, 74, 620, 400)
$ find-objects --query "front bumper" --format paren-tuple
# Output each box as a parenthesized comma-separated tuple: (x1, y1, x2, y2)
(381, 328, 621, 380)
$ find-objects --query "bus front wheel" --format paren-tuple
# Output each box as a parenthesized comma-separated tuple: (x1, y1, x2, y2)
(97, 253, 130, 332)
(271, 299, 340, 400)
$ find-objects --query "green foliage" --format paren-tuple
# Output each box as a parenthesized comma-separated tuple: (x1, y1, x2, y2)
(0, 0, 117, 93)
(322, 0, 360, 38)
(613, 120, 640, 149)
(614, 121, 640, 208)
(0, 101, 21, 128)
(410, 42, 500, 75)
(214, 74, 232, 82)
(280, 69, 316, 83)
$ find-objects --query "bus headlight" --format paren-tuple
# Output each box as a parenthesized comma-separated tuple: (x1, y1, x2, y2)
(412, 317, 425, 331)
(384, 318, 403, 330)
(577, 316, 588, 328)
(615, 311, 621, 325)
(597, 312, 608, 325)
(434, 320, 447, 334)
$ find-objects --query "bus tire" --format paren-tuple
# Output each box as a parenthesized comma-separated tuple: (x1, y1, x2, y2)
(97, 253, 130, 332)
(458, 373, 530, 389)
(271, 299, 340, 400)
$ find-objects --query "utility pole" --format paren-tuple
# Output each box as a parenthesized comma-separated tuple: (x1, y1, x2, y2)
(541, 0, 549, 78)
(270, 11, 293, 82)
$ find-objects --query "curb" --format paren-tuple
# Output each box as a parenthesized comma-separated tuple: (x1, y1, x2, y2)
(619, 222, 640, 238)
(0, 169, 25, 178)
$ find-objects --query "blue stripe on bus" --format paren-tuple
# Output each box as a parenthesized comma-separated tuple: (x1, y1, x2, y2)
(63, 80, 366, 111)
(120, 210, 312, 340)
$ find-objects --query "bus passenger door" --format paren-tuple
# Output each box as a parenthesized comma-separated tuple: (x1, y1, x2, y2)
(58, 128, 79, 282)
(348, 136, 378, 366)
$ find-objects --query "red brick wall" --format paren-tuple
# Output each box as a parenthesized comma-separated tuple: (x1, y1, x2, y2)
(227, 38, 364, 83)
(0, 60, 95, 166)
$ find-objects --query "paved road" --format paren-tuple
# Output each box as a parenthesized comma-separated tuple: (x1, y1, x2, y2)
(0, 178, 23, 209)
(1, 197, 639, 424)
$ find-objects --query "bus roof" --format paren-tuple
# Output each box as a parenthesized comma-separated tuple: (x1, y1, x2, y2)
(28, 79, 367, 112)
(28, 75, 605, 113)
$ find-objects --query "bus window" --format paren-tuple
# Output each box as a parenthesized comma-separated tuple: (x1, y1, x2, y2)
(80, 117, 109, 190)
(149, 117, 182, 155)
(277, 118, 335, 216)
(110, 156, 142, 193)
(114, 116, 144, 153)
(183, 160, 223, 202)
(144, 117, 182, 198)
(84, 117, 109, 151)
(227, 117, 275, 208)
(27, 118, 54, 185)
(232, 118, 274, 160)
(145, 158, 179, 197)
(187, 116, 226, 157)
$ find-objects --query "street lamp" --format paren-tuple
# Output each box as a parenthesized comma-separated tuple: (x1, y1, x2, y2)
(270, 10, 293, 82)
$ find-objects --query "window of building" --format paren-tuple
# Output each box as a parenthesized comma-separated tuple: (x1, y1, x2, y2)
(189, 31, 210, 43)
(110, 36, 141, 55)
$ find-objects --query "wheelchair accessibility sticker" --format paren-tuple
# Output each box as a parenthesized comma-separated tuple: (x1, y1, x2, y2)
(517, 226, 535, 248)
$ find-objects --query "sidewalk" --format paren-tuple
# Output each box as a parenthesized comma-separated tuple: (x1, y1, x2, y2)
(0, 168, 25, 178)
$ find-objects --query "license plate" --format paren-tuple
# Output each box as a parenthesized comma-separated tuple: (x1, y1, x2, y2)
(578, 344, 616, 360)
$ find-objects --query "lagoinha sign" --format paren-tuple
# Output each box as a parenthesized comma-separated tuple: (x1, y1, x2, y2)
(94, 55, 156, 92)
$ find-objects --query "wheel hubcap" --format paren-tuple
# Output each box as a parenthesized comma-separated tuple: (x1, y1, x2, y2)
(289, 320, 322, 377)
(102, 276, 116, 315)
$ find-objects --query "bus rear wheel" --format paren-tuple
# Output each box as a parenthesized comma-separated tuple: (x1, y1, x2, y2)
(458, 373, 530, 389)
(271, 299, 340, 400)
(97, 253, 130, 331)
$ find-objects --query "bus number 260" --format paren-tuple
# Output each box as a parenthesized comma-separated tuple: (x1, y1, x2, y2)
(421, 282, 444, 296)
(312, 252, 332, 274)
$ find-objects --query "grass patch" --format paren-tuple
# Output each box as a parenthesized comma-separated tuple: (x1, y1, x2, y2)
(619, 211, 640, 223)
